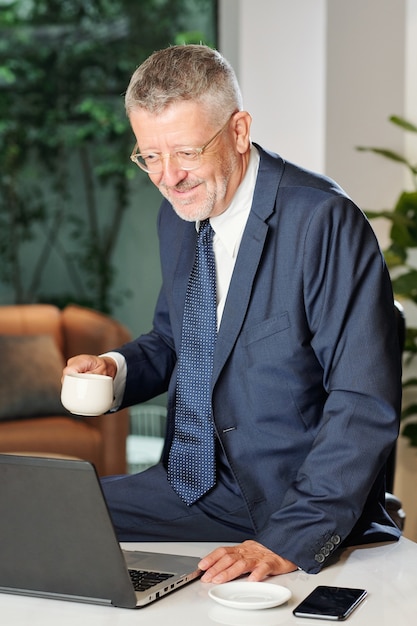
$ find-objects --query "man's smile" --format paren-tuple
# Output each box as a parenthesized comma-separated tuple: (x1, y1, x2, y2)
(160, 180, 204, 201)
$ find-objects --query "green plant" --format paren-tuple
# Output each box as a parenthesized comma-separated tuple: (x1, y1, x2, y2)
(357, 115, 417, 444)
(0, 0, 216, 313)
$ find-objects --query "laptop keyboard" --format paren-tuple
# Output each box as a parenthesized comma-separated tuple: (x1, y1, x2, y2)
(129, 569, 174, 592)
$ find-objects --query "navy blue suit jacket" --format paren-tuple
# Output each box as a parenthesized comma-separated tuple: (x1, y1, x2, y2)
(117, 145, 402, 573)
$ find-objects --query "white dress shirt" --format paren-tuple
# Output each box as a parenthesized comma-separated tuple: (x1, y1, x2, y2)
(107, 146, 260, 407)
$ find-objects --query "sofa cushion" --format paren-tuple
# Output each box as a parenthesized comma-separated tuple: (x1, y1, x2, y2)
(0, 334, 67, 420)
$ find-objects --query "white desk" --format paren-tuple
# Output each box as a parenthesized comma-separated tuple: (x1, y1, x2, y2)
(1, 537, 416, 625)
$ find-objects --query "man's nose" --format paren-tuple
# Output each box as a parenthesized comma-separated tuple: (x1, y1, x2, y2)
(159, 154, 188, 186)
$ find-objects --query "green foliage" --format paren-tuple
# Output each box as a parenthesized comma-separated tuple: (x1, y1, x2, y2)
(358, 115, 417, 444)
(0, 0, 216, 312)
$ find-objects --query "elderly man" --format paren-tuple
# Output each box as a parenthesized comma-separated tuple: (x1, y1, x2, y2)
(64, 44, 401, 583)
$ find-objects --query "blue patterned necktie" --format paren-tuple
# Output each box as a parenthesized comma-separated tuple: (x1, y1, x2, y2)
(168, 219, 217, 505)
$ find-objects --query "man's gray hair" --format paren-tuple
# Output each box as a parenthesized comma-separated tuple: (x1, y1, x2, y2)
(125, 44, 243, 124)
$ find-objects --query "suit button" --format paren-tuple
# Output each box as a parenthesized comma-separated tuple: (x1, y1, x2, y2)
(314, 553, 325, 563)
(321, 546, 330, 557)
(331, 535, 341, 545)
(325, 542, 334, 551)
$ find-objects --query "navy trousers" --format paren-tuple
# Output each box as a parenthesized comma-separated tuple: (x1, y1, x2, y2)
(101, 463, 255, 543)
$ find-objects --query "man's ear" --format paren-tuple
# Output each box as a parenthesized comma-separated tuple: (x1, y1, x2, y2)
(232, 111, 252, 154)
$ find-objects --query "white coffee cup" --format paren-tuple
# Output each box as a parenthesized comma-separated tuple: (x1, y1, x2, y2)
(61, 372, 114, 416)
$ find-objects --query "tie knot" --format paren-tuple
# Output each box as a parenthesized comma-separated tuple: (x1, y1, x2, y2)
(198, 219, 213, 244)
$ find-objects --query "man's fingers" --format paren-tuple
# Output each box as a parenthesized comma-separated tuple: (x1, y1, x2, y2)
(199, 540, 297, 584)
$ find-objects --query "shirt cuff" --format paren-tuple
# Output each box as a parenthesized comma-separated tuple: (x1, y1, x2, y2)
(99, 351, 127, 410)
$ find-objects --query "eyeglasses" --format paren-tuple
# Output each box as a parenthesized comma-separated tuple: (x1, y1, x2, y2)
(130, 114, 234, 174)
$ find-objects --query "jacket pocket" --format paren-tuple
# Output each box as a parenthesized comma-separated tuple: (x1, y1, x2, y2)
(241, 312, 290, 346)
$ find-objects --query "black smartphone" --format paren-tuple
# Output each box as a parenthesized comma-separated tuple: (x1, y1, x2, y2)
(292, 585, 367, 621)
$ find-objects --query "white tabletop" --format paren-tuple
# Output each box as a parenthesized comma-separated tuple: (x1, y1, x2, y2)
(1, 537, 416, 625)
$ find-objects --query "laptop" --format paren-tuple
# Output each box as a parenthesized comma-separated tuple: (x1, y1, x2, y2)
(0, 454, 202, 608)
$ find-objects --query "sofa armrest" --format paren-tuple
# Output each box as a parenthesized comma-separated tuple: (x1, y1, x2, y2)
(61, 304, 131, 358)
(87, 409, 130, 476)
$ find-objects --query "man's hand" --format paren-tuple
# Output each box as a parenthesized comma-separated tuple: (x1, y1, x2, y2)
(198, 540, 297, 583)
(63, 354, 118, 380)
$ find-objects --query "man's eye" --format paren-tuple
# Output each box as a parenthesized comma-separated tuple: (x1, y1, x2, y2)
(143, 154, 159, 163)
(176, 150, 198, 161)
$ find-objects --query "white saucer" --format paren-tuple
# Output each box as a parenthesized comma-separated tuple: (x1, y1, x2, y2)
(208, 582, 292, 610)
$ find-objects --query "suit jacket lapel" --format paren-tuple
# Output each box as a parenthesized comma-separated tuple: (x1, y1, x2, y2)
(212, 146, 285, 384)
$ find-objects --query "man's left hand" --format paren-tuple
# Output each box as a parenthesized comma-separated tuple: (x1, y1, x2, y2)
(198, 539, 297, 583)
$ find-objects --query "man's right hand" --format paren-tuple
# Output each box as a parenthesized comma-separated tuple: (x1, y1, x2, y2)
(63, 355, 118, 381)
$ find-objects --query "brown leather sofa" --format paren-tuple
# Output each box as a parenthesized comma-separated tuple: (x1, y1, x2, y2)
(0, 304, 131, 476)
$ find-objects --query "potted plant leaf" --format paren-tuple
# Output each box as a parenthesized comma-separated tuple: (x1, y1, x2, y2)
(357, 115, 417, 445)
